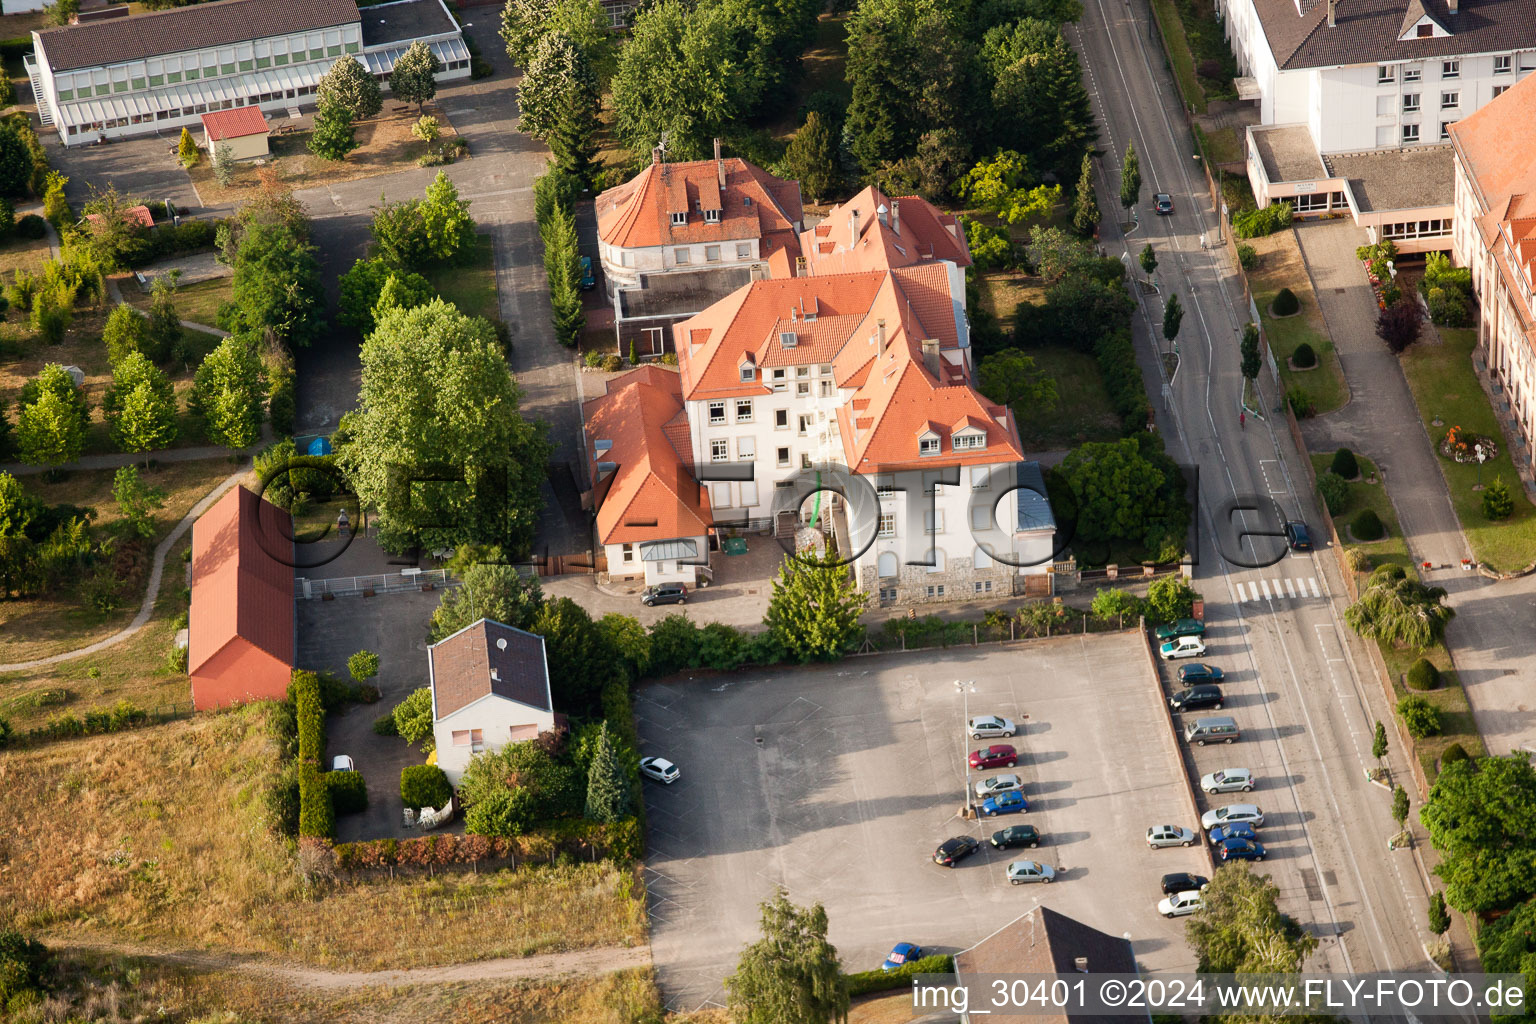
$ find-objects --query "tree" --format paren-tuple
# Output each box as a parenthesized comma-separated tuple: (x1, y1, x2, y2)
(1071, 152, 1099, 236)
(177, 127, 199, 169)
(987, 37, 1095, 179)
(584, 722, 633, 823)
(1024, 224, 1096, 284)
(106, 353, 178, 463)
(500, 0, 614, 74)
(978, 348, 1057, 409)
(16, 364, 88, 470)
(1392, 783, 1410, 827)
(318, 54, 383, 121)
(1145, 576, 1198, 623)
(102, 302, 151, 366)
(459, 739, 582, 817)
(1398, 694, 1441, 739)
(213, 144, 236, 186)
(73, 184, 150, 270)
(0, 930, 49, 1006)
(600, 613, 653, 680)
(1484, 476, 1515, 520)
(229, 220, 324, 347)
(1344, 563, 1454, 651)
(44, 0, 80, 25)
(421, 171, 477, 264)
(1376, 296, 1423, 354)
(392, 687, 436, 748)
(347, 650, 380, 685)
(530, 596, 616, 713)
(725, 887, 849, 1024)
(1057, 437, 1189, 562)
(1139, 243, 1157, 279)
(1372, 720, 1388, 761)
(189, 333, 265, 449)
(400, 764, 453, 808)
(516, 31, 600, 181)
(958, 151, 1059, 225)
(0, 472, 34, 597)
(429, 559, 545, 640)
(339, 257, 435, 335)
(412, 115, 441, 143)
(782, 111, 840, 206)
(763, 548, 864, 662)
(308, 101, 359, 162)
(464, 786, 539, 836)
(339, 299, 552, 556)
(373, 272, 435, 323)
(1185, 864, 1317, 973)
(390, 41, 444, 114)
(1162, 293, 1184, 343)
(1119, 141, 1140, 211)
(1427, 891, 1450, 936)
(1422, 755, 1536, 912)
(112, 465, 165, 538)
(42, 170, 71, 227)
(371, 198, 433, 271)
(146, 275, 183, 363)
(1240, 321, 1261, 382)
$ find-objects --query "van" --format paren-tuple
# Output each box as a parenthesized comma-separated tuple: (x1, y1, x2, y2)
(1185, 716, 1240, 746)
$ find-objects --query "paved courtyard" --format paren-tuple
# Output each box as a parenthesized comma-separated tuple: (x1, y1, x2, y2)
(635, 634, 1205, 1012)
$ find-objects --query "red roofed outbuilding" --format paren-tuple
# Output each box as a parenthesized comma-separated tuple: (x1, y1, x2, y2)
(188, 486, 294, 711)
(201, 105, 269, 166)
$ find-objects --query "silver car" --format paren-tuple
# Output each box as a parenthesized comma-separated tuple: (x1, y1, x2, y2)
(1146, 824, 1198, 848)
(1201, 803, 1265, 831)
(1201, 768, 1254, 794)
(1007, 860, 1056, 884)
(1158, 890, 1204, 918)
(640, 756, 681, 784)
(968, 715, 1017, 739)
(974, 773, 1023, 799)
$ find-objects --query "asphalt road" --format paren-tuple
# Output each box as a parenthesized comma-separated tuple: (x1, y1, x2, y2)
(1066, 0, 1437, 975)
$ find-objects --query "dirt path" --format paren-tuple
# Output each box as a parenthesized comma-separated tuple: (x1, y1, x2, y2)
(54, 938, 652, 990)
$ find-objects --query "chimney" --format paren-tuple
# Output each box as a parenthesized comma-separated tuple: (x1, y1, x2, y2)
(490, 668, 500, 682)
(1447, 0, 1457, 12)
(891, 199, 901, 235)
(1074, 957, 1089, 974)
(714, 137, 725, 188)
(921, 338, 941, 379)
(877, 202, 889, 227)
(850, 209, 860, 247)
(1326, 0, 1336, 26)
(877, 319, 887, 348)
(652, 146, 662, 165)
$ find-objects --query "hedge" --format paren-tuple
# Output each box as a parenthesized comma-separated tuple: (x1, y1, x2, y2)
(330, 817, 641, 871)
(265, 763, 300, 837)
(297, 762, 335, 838)
(846, 954, 954, 997)
(401, 763, 453, 809)
(1094, 328, 1151, 434)
(292, 671, 325, 765)
(327, 768, 369, 814)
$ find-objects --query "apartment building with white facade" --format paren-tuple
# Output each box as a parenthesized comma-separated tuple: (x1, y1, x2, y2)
(26, 0, 469, 144)
(1449, 70, 1536, 483)
(1226, 0, 1536, 251)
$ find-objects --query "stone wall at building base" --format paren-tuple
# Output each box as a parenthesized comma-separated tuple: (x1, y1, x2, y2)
(857, 556, 1045, 606)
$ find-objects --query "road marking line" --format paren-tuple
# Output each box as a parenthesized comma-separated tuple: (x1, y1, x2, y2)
(1285, 579, 1297, 598)
(1273, 577, 1285, 600)
(1309, 577, 1321, 597)
(1235, 582, 1248, 602)
(1260, 579, 1272, 600)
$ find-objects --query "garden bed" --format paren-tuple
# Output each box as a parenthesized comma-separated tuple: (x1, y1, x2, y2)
(1246, 231, 1347, 416)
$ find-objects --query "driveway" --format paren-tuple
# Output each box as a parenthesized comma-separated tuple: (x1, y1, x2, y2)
(635, 634, 1203, 1011)
(44, 130, 206, 216)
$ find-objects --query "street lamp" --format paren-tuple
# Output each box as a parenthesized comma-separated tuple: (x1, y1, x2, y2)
(1475, 443, 1488, 489)
(957, 679, 976, 817)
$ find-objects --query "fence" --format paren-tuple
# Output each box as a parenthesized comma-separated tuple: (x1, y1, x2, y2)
(858, 609, 1140, 655)
(296, 568, 456, 599)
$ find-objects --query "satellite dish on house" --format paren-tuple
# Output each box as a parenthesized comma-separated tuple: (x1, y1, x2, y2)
(496, 638, 508, 650)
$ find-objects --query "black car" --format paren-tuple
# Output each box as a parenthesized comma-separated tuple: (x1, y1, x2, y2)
(642, 583, 688, 606)
(1169, 684, 1223, 712)
(990, 824, 1042, 849)
(934, 836, 981, 867)
(1284, 521, 1312, 551)
(1177, 663, 1225, 685)
(1160, 871, 1210, 895)
(1154, 193, 1174, 214)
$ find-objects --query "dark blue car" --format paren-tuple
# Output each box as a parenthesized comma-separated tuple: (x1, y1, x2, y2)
(1218, 837, 1267, 861)
(1208, 823, 1259, 846)
(982, 791, 1028, 817)
(883, 942, 922, 971)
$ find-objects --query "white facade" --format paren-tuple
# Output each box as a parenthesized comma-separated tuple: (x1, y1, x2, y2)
(603, 534, 709, 585)
(601, 236, 764, 296)
(432, 695, 557, 787)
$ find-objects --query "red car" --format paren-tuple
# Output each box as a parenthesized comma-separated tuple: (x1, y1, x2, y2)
(969, 744, 1017, 769)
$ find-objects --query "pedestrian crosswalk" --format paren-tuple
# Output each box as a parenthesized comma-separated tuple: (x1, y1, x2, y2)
(1234, 577, 1322, 603)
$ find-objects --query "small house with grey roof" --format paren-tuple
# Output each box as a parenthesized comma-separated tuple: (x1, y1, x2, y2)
(428, 618, 559, 785)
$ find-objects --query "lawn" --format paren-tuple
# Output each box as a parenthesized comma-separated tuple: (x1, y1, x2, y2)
(122, 273, 233, 328)
(1245, 230, 1348, 416)
(973, 268, 1047, 332)
(1309, 453, 1410, 570)
(1399, 325, 1536, 573)
(1198, 125, 1243, 167)
(0, 230, 52, 281)
(427, 233, 499, 323)
(7, 704, 649, 971)
(1012, 345, 1122, 450)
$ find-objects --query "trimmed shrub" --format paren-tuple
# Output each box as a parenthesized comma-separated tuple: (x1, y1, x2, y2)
(1406, 657, 1441, 691)
(1351, 507, 1384, 541)
(846, 954, 954, 997)
(372, 714, 399, 736)
(1346, 547, 1371, 572)
(1317, 472, 1348, 516)
(327, 768, 369, 814)
(1440, 742, 1470, 766)
(1286, 387, 1315, 419)
(401, 763, 453, 809)
(292, 671, 325, 764)
(1483, 476, 1515, 521)
(15, 213, 44, 239)
(297, 762, 335, 838)
(1291, 341, 1316, 368)
(1236, 242, 1257, 270)
(1330, 447, 1359, 479)
(1397, 695, 1442, 739)
(1232, 201, 1292, 239)
(1272, 287, 1300, 316)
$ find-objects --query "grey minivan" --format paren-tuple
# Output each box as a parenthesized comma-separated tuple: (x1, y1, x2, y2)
(1185, 716, 1240, 746)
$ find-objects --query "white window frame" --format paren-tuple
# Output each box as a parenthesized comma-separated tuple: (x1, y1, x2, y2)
(1493, 84, 1511, 98)
(973, 580, 993, 594)
(673, 247, 691, 265)
(971, 505, 991, 531)
(1402, 123, 1420, 143)
(775, 409, 789, 429)
(621, 542, 635, 561)
(798, 415, 811, 435)
(919, 436, 941, 456)
(740, 481, 759, 506)
(1403, 66, 1421, 83)
(671, 211, 686, 226)
(705, 245, 721, 262)
(708, 401, 726, 425)
(710, 439, 729, 462)
(1441, 90, 1459, 109)
(735, 399, 753, 422)
(704, 209, 721, 224)
(952, 432, 986, 450)
(800, 452, 812, 469)
(1377, 64, 1395, 83)
(777, 447, 791, 468)
(1442, 59, 1460, 78)
(1495, 54, 1513, 74)
(971, 466, 992, 490)
(926, 584, 946, 596)
(740, 365, 755, 382)
(1402, 93, 1420, 112)
(878, 513, 896, 537)
(796, 381, 810, 396)
(1440, 120, 1452, 141)
(737, 437, 755, 460)
(736, 242, 751, 259)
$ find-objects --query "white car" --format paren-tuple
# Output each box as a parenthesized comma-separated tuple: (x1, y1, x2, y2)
(974, 773, 1023, 799)
(331, 755, 355, 771)
(1146, 824, 1198, 848)
(1007, 860, 1056, 884)
(639, 756, 681, 784)
(1202, 803, 1265, 831)
(1158, 890, 1204, 918)
(1160, 635, 1207, 660)
(1201, 768, 1255, 794)
(968, 715, 1017, 739)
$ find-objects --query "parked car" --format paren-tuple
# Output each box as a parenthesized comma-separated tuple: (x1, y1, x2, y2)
(970, 745, 1018, 769)
(1202, 803, 1266, 831)
(1146, 824, 1197, 848)
(1154, 618, 1206, 641)
(1284, 520, 1312, 551)
(882, 942, 923, 971)
(1160, 871, 1210, 894)
(1169, 684, 1224, 712)
(639, 756, 680, 784)
(1217, 837, 1267, 861)
(991, 824, 1042, 849)
(1177, 663, 1225, 684)
(982, 791, 1029, 816)
(1007, 860, 1056, 884)
(974, 773, 1023, 799)
(331, 754, 355, 771)
(969, 715, 1017, 739)
(578, 254, 596, 290)
(641, 583, 688, 606)
(1208, 822, 1260, 846)
(1160, 636, 1207, 660)
(1154, 193, 1175, 215)
(1201, 768, 1254, 794)
(1158, 890, 1203, 917)
(934, 836, 981, 867)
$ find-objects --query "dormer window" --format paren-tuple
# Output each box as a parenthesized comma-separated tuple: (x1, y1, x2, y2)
(919, 435, 941, 456)
(780, 331, 798, 348)
(704, 209, 721, 224)
(671, 211, 687, 226)
(1416, 23, 1432, 37)
(953, 431, 986, 451)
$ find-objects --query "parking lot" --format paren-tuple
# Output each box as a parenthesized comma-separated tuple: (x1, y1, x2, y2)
(635, 633, 1210, 1012)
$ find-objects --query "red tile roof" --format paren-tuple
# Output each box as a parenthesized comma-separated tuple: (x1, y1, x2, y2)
(189, 485, 294, 677)
(429, 618, 551, 718)
(801, 186, 971, 276)
(85, 204, 153, 230)
(583, 365, 713, 544)
(201, 105, 269, 141)
(596, 155, 805, 251)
